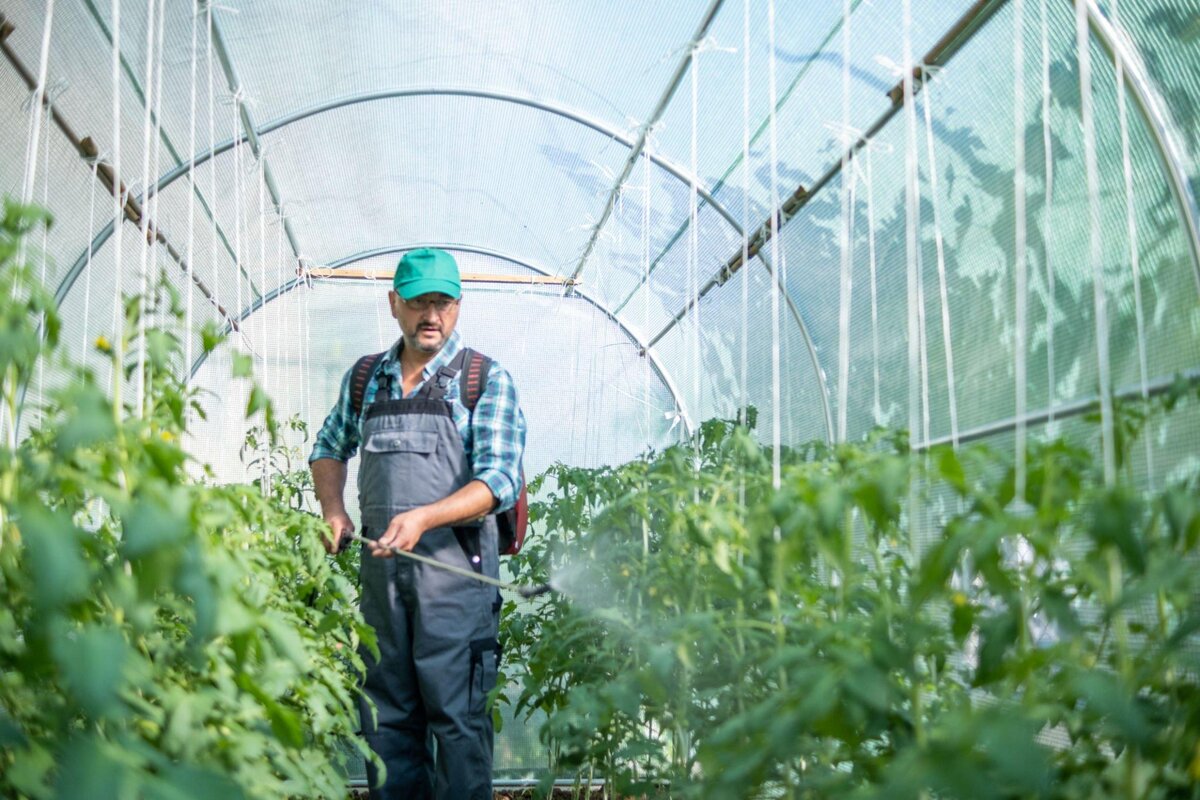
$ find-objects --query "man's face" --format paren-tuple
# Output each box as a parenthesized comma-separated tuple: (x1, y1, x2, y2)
(390, 290, 461, 354)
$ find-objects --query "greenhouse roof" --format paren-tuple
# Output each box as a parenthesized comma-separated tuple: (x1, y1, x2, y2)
(1, 0, 1199, 476)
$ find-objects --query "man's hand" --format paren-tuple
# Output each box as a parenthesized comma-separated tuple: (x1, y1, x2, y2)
(323, 511, 355, 555)
(371, 509, 430, 557)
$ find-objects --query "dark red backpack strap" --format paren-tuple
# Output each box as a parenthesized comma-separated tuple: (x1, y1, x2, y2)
(350, 351, 386, 418)
(458, 348, 492, 412)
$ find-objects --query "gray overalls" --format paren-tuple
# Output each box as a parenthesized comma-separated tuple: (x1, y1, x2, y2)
(357, 353, 501, 800)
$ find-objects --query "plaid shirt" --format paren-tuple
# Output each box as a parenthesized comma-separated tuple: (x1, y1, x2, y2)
(309, 330, 527, 511)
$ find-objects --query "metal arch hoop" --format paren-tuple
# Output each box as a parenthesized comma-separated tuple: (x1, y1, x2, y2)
(56, 87, 834, 442)
(187, 243, 698, 437)
(1081, 0, 1200, 296)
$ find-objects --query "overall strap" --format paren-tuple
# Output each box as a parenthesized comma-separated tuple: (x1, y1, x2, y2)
(417, 348, 470, 402)
(350, 351, 386, 418)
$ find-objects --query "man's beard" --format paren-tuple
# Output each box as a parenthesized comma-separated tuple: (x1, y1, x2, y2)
(407, 326, 444, 353)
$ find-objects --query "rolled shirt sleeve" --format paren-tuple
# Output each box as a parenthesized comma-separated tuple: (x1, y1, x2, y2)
(470, 362, 526, 512)
(309, 366, 361, 463)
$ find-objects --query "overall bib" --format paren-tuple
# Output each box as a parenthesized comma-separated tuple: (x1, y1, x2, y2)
(357, 356, 502, 800)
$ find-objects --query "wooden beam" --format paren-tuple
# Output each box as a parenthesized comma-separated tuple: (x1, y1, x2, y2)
(306, 267, 577, 286)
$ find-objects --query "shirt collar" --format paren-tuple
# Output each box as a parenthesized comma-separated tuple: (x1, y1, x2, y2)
(382, 329, 463, 381)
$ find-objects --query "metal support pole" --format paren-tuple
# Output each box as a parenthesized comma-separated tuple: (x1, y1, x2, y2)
(1080, 0, 1200, 297)
(0, 15, 236, 324)
(646, 0, 1010, 352)
(567, 0, 727, 283)
(206, 1, 306, 272)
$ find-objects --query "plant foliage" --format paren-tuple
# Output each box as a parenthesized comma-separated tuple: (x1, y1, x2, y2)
(505, 402, 1200, 798)
(0, 201, 373, 799)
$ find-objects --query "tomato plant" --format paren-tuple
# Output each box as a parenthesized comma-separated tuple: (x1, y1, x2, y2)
(505, 399, 1200, 798)
(0, 202, 374, 799)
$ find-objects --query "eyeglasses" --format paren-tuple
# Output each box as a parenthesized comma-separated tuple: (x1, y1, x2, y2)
(403, 296, 459, 313)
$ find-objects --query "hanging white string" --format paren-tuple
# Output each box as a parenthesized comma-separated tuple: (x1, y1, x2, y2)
(147, 0, 167, 414)
(258, 155, 268, 389)
(134, 0, 159, 418)
(108, 0, 125, 403)
(865, 144, 883, 426)
(836, 0, 854, 443)
(232, 89, 244, 330)
(302, 271, 312, 422)
(1113, 0, 1154, 489)
(642, 150, 652, 442)
(920, 75, 959, 449)
(1014, 0, 1029, 503)
(274, 212, 285, 418)
(902, 0, 923, 459)
(207, 2, 222, 341)
(83, 155, 101, 360)
(257, 153, 269, 496)
(915, 185, 931, 449)
(18, 0, 56, 210)
(36, 85, 57, 406)
(689, 39, 702, 473)
(768, 0, 782, 519)
(184, 0, 200, 414)
(1040, 0, 1056, 428)
(1075, 0, 1115, 486)
(739, 0, 750, 442)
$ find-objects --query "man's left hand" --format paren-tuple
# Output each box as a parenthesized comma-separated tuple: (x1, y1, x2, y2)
(372, 509, 429, 557)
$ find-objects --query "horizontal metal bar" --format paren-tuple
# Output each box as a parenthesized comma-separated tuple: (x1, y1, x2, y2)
(916, 368, 1200, 451)
(188, 242, 696, 437)
(307, 267, 577, 286)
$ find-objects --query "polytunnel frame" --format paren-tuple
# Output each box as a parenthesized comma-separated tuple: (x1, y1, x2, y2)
(1081, 0, 1200, 297)
(53, 87, 834, 440)
(187, 242, 698, 437)
(45, 0, 1200, 449)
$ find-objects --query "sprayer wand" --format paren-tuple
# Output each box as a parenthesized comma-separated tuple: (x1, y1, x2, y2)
(344, 533, 552, 598)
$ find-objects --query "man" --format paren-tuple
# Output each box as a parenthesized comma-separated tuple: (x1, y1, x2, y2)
(309, 248, 526, 800)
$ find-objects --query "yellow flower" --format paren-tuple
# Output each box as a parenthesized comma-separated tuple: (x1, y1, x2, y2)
(94, 335, 112, 354)
(159, 430, 176, 443)
(952, 592, 968, 608)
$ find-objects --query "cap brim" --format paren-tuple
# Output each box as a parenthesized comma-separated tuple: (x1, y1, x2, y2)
(395, 278, 461, 300)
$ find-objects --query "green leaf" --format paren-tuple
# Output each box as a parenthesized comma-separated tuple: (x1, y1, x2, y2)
(54, 736, 130, 800)
(973, 610, 1018, 686)
(1071, 670, 1151, 745)
(143, 765, 246, 800)
(53, 625, 130, 719)
(7, 742, 54, 797)
(18, 505, 89, 610)
(121, 489, 191, 559)
(263, 612, 310, 669)
(231, 351, 253, 378)
(53, 382, 117, 454)
(936, 446, 967, 492)
(1087, 488, 1146, 573)
(200, 321, 226, 354)
(951, 599, 976, 644)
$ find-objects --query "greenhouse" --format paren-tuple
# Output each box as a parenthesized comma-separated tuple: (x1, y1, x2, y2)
(1, 0, 1199, 797)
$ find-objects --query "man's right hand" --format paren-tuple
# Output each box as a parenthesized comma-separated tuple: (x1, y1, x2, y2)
(323, 512, 355, 555)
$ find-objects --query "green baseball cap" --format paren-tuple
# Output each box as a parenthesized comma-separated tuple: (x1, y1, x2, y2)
(393, 248, 461, 300)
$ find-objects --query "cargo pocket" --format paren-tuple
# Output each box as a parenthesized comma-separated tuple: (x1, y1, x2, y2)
(363, 430, 438, 455)
(468, 637, 500, 718)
